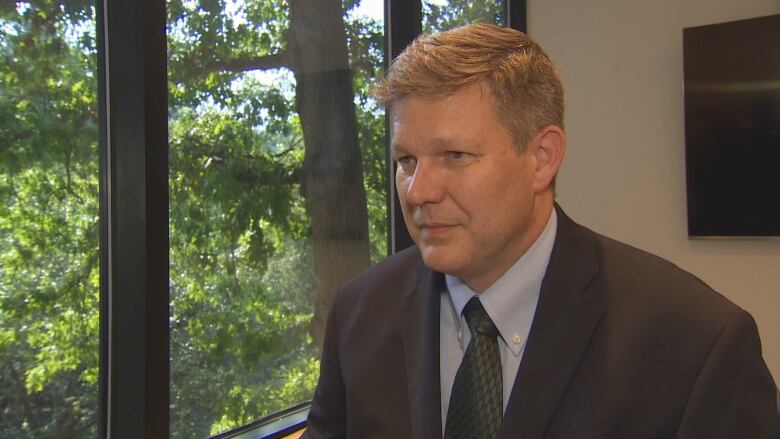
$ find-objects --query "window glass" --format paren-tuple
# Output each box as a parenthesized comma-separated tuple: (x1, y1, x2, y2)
(166, 0, 386, 436)
(0, 1, 100, 437)
(422, 0, 505, 33)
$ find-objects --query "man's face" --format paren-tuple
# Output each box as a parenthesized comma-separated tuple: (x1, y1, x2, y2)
(392, 82, 548, 292)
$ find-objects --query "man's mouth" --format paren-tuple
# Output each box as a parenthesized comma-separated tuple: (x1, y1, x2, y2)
(418, 222, 457, 237)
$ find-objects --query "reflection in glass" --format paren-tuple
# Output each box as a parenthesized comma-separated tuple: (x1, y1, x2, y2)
(0, 2, 99, 437)
(422, 0, 505, 34)
(166, 0, 386, 436)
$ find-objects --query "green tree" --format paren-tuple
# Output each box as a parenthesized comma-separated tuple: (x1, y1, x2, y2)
(0, 1, 100, 437)
(1, 0, 386, 435)
(166, 0, 386, 435)
(423, 0, 504, 33)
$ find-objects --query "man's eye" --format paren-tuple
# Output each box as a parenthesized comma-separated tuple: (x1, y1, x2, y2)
(448, 151, 468, 160)
(395, 156, 416, 169)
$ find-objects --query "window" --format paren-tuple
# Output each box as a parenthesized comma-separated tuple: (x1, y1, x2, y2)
(167, 0, 386, 436)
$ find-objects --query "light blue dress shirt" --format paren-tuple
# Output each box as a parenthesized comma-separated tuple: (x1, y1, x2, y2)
(439, 209, 558, 430)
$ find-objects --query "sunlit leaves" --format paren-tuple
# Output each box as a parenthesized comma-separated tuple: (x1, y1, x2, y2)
(167, 2, 315, 433)
(1, 2, 98, 436)
(422, 0, 504, 33)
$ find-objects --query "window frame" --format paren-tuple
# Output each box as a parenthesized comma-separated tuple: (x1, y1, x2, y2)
(98, 0, 169, 436)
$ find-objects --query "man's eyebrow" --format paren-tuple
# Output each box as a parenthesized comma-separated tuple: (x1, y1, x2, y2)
(390, 135, 477, 154)
(389, 141, 407, 155)
(390, 141, 409, 159)
(430, 135, 475, 150)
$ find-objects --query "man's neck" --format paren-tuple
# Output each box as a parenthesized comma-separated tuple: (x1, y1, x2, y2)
(464, 196, 555, 292)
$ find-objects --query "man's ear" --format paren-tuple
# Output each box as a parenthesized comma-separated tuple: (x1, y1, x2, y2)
(530, 125, 566, 193)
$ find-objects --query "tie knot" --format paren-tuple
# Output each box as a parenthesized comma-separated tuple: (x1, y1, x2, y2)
(463, 297, 499, 338)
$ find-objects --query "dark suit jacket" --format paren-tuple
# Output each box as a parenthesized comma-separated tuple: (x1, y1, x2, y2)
(304, 207, 779, 438)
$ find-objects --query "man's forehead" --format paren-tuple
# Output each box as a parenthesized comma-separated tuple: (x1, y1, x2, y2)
(390, 81, 492, 107)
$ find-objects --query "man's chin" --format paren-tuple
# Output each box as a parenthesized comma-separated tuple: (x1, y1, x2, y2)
(419, 247, 465, 277)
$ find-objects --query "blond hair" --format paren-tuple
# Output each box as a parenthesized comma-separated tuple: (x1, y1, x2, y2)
(374, 23, 564, 150)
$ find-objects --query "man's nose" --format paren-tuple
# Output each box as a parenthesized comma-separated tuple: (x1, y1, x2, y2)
(405, 161, 445, 206)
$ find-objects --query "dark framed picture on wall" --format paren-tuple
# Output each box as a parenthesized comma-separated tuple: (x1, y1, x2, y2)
(683, 13, 780, 237)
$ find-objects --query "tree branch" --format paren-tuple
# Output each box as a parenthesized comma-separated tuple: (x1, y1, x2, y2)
(175, 52, 292, 82)
(271, 136, 304, 158)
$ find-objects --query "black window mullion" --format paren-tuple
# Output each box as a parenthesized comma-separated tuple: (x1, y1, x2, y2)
(386, 0, 421, 254)
(506, 0, 527, 33)
(96, 0, 108, 436)
(99, 0, 169, 437)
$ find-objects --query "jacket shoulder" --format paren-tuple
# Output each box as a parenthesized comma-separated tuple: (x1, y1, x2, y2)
(335, 245, 425, 302)
(593, 229, 740, 319)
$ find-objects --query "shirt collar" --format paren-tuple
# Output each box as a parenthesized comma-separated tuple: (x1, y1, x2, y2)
(445, 208, 558, 355)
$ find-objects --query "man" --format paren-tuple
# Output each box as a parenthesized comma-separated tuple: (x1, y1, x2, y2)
(303, 23, 779, 439)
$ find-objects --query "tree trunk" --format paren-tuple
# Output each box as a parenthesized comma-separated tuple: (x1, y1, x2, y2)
(288, 0, 372, 349)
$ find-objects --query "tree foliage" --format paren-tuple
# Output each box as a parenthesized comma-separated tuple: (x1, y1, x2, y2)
(166, 0, 385, 435)
(1, 2, 99, 437)
(422, 0, 503, 33)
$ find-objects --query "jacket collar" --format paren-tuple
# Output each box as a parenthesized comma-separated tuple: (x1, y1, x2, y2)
(400, 204, 605, 439)
(401, 262, 444, 439)
(499, 204, 606, 438)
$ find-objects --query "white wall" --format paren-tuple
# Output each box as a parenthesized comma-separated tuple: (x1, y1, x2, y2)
(528, 0, 780, 381)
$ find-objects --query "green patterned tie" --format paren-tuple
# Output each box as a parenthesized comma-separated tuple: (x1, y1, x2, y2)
(444, 297, 503, 439)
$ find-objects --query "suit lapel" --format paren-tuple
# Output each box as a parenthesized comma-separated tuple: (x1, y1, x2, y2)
(401, 263, 443, 439)
(499, 207, 606, 439)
